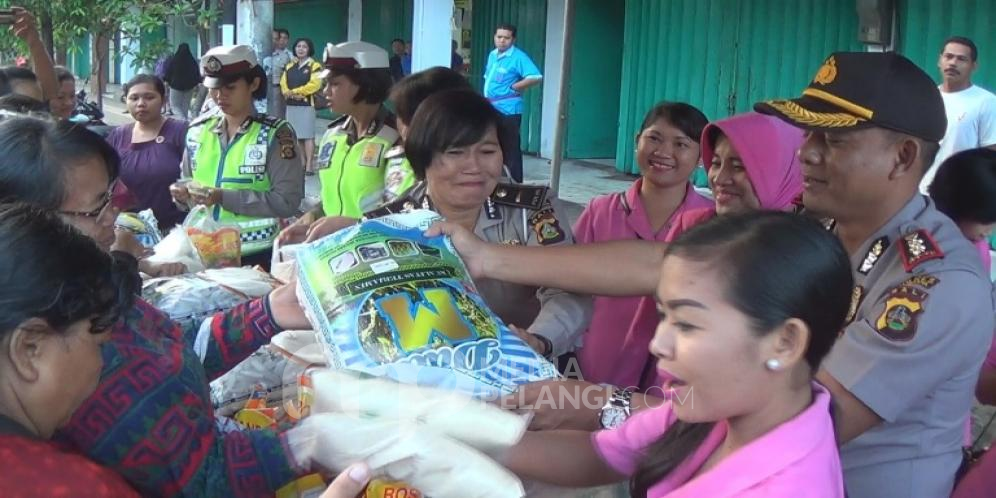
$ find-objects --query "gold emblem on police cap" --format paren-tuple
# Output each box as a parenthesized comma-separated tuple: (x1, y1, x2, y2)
(205, 56, 223, 74)
(813, 56, 837, 85)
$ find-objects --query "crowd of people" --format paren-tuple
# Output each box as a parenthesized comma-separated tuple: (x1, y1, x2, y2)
(0, 3, 996, 497)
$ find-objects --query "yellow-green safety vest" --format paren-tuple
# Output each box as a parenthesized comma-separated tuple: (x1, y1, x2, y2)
(316, 120, 414, 218)
(186, 115, 282, 255)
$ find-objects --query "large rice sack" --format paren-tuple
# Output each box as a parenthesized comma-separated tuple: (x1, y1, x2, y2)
(295, 210, 558, 399)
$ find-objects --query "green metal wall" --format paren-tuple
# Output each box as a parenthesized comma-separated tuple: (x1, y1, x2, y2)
(274, 0, 349, 47)
(616, 0, 864, 173)
(471, 0, 547, 154)
(362, 0, 413, 51)
(565, 0, 625, 158)
(70, 35, 91, 80)
(896, 0, 996, 88)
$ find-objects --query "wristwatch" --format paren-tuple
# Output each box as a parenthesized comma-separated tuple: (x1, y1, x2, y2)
(599, 386, 634, 430)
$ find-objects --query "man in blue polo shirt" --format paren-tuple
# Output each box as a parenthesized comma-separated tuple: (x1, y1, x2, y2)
(484, 23, 542, 182)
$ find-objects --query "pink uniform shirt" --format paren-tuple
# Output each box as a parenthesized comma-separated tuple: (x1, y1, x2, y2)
(592, 382, 844, 497)
(572, 178, 712, 390)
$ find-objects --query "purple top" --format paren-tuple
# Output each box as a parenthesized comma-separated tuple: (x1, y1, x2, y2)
(106, 118, 188, 230)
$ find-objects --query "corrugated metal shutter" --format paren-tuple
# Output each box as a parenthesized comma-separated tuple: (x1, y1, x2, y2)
(274, 0, 349, 47)
(361, 0, 414, 50)
(616, 0, 863, 174)
(896, 0, 996, 87)
(471, 0, 547, 154)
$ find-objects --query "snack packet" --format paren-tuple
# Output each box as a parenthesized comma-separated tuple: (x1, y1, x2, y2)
(295, 210, 557, 399)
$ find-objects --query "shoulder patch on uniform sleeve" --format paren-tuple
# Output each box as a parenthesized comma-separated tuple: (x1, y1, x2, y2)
(492, 183, 549, 210)
(384, 145, 405, 159)
(276, 125, 297, 160)
(529, 206, 566, 245)
(875, 285, 928, 342)
(898, 229, 944, 272)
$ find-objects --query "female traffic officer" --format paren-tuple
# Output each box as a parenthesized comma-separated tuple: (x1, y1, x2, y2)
(170, 44, 304, 268)
(296, 41, 412, 228)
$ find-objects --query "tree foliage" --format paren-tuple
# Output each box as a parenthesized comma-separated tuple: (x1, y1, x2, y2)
(0, 0, 219, 70)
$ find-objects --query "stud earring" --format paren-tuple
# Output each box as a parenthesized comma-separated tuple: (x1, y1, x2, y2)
(765, 358, 781, 371)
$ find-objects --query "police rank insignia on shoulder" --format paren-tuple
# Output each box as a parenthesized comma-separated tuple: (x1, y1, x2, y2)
(898, 229, 944, 272)
(276, 126, 296, 160)
(875, 285, 927, 341)
(529, 208, 566, 245)
(492, 183, 548, 210)
(859, 236, 889, 275)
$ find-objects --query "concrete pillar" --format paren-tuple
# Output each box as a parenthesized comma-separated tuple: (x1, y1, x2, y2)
(411, 0, 454, 72)
(540, 0, 567, 160)
(237, 0, 273, 57)
(348, 0, 363, 42)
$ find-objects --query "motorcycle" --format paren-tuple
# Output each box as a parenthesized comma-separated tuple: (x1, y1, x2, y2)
(70, 82, 113, 137)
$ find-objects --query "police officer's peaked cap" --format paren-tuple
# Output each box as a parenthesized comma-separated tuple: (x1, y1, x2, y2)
(320, 41, 390, 78)
(755, 52, 946, 143)
(200, 45, 260, 89)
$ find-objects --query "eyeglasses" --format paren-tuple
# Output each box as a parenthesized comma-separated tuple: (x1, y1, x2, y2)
(58, 180, 135, 222)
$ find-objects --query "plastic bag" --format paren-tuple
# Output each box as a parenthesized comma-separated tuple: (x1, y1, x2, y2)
(115, 209, 163, 248)
(183, 205, 241, 269)
(142, 267, 279, 338)
(147, 226, 206, 273)
(294, 210, 558, 399)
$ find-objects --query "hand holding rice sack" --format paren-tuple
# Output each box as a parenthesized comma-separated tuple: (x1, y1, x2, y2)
(295, 209, 559, 399)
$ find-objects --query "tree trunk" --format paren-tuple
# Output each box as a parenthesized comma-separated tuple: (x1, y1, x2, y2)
(90, 33, 110, 109)
(40, 13, 54, 61)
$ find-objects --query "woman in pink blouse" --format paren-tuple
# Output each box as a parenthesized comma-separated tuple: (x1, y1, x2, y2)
(502, 212, 851, 497)
(572, 102, 713, 390)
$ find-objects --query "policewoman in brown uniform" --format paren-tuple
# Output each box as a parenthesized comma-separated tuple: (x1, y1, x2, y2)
(756, 52, 994, 498)
(171, 45, 304, 268)
(366, 89, 591, 360)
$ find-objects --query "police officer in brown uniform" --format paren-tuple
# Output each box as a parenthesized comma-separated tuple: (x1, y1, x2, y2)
(756, 52, 995, 498)
(367, 89, 591, 360)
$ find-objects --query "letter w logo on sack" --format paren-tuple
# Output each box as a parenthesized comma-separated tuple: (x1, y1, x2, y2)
(376, 288, 477, 352)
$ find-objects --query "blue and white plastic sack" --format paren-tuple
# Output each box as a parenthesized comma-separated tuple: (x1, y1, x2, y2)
(294, 210, 558, 399)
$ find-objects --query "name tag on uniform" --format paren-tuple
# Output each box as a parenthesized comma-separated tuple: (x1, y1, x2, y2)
(317, 141, 336, 168)
(245, 145, 267, 166)
(239, 164, 267, 175)
(358, 142, 384, 168)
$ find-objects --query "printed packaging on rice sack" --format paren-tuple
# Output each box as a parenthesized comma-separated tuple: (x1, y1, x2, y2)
(295, 210, 558, 399)
(143, 267, 280, 338)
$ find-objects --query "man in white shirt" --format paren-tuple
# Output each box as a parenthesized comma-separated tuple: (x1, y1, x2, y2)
(921, 36, 996, 193)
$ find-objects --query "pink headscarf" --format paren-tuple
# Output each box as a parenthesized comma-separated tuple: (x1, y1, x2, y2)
(700, 112, 804, 210)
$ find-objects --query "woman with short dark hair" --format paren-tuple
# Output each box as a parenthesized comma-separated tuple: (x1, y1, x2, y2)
(0, 202, 138, 496)
(280, 37, 323, 173)
(279, 66, 470, 244)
